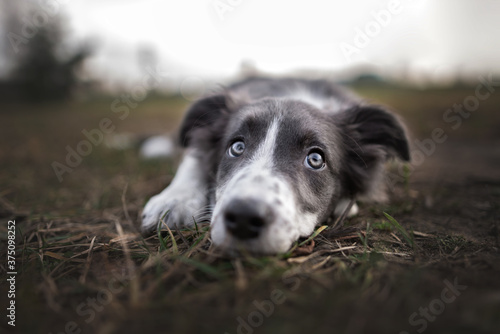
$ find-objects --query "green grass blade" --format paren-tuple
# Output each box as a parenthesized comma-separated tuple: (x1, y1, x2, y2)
(299, 225, 328, 247)
(193, 217, 199, 234)
(157, 211, 170, 252)
(383, 212, 414, 248)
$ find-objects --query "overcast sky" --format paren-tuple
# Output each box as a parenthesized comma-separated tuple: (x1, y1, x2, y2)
(2, 0, 500, 89)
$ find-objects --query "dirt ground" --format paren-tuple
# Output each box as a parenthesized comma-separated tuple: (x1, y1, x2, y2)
(0, 85, 499, 334)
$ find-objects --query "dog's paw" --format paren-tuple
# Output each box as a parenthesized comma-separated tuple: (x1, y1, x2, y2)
(141, 189, 206, 234)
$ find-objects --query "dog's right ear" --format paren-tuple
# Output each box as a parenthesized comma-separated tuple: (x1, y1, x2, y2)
(179, 94, 231, 147)
(336, 104, 410, 201)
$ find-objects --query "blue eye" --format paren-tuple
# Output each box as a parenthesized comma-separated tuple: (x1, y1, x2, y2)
(305, 151, 325, 170)
(228, 141, 245, 157)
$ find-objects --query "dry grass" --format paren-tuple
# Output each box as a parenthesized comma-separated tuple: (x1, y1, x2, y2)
(1, 88, 500, 334)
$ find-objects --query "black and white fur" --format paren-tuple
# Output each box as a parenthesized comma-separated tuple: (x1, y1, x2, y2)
(142, 77, 410, 254)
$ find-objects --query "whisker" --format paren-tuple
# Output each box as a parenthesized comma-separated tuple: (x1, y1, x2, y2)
(192, 204, 215, 216)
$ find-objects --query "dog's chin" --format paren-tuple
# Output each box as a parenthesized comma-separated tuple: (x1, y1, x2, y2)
(210, 217, 297, 255)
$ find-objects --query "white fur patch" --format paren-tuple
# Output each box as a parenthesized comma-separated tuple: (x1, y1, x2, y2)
(334, 199, 359, 217)
(291, 90, 326, 109)
(291, 88, 346, 112)
(141, 150, 207, 231)
(140, 135, 175, 159)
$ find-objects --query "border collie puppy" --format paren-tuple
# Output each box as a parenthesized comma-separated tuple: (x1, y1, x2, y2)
(141, 77, 410, 254)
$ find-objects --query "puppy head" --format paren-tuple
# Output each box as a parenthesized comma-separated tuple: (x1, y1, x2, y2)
(210, 99, 345, 254)
(181, 94, 409, 254)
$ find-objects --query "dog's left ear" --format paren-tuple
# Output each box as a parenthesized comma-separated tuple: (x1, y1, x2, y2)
(179, 92, 249, 148)
(179, 94, 230, 147)
(337, 105, 410, 199)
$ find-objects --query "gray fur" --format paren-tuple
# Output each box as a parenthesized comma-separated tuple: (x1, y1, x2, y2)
(143, 76, 410, 254)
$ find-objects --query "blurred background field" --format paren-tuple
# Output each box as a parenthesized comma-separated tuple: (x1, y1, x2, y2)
(1, 84, 499, 215)
(1, 84, 499, 334)
(1, 1, 500, 334)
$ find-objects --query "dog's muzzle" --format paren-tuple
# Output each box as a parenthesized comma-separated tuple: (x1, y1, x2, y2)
(223, 198, 274, 240)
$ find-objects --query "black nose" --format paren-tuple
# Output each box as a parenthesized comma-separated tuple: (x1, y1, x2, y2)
(223, 199, 272, 240)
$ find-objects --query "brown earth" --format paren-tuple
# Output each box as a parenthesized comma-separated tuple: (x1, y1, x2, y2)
(0, 86, 499, 334)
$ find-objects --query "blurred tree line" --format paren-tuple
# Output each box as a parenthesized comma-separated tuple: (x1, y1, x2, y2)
(0, 0, 90, 103)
